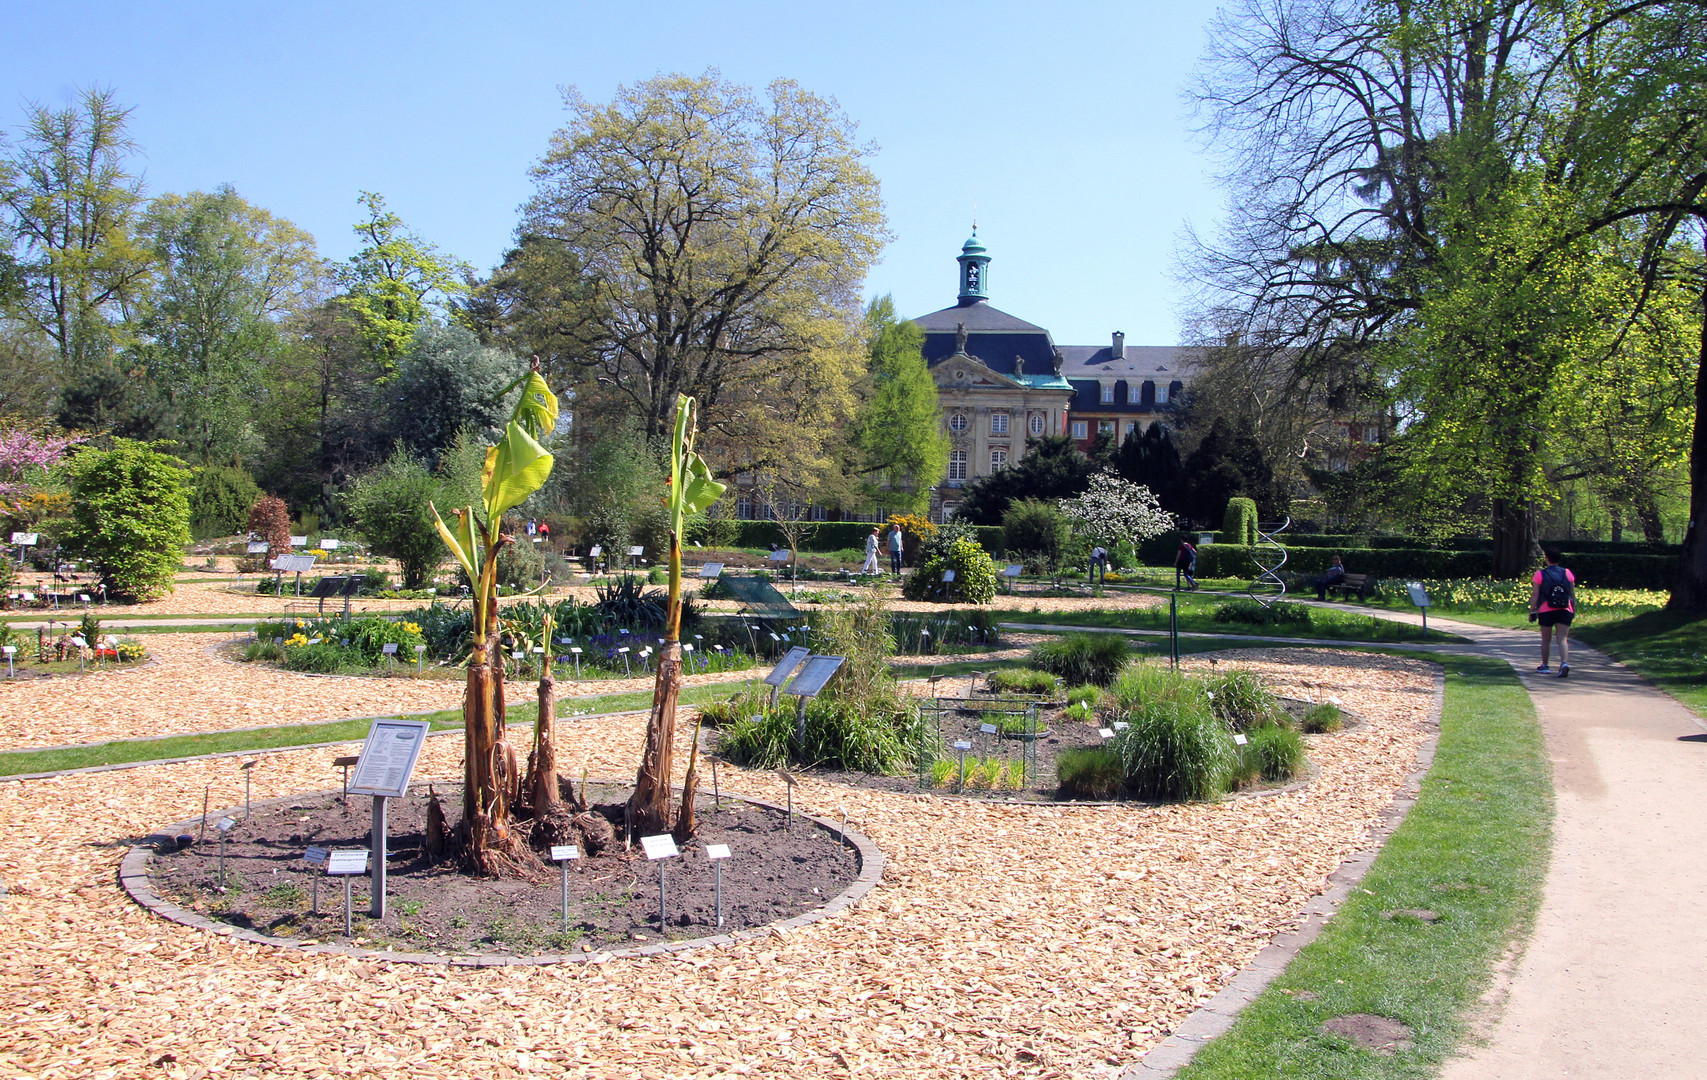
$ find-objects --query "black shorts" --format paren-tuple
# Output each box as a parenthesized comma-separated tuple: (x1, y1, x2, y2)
(1537, 609, 1574, 627)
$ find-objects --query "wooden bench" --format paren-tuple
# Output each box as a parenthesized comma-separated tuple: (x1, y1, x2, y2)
(1323, 572, 1374, 600)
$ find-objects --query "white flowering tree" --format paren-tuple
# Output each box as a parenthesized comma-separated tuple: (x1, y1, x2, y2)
(1058, 470, 1175, 548)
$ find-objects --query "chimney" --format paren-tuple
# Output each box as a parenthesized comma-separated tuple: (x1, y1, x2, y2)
(1111, 331, 1125, 359)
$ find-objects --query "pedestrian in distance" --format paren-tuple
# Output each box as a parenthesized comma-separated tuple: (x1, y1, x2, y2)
(1314, 554, 1347, 601)
(1529, 548, 1575, 677)
(887, 525, 904, 576)
(1174, 536, 1198, 591)
(861, 527, 880, 575)
(1090, 544, 1107, 584)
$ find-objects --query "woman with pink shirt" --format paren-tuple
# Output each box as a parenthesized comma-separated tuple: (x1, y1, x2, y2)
(1528, 548, 1575, 677)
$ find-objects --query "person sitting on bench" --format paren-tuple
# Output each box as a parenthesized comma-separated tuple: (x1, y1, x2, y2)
(1315, 554, 1347, 601)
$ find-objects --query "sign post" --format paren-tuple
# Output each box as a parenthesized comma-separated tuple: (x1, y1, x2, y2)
(782, 654, 846, 748)
(550, 844, 580, 933)
(326, 850, 369, 935)
(707, 843, 732, 926)
(346, 718, 430, 919)
(304, 846, 328, 914)
(215, 816, 236, 884)
(640, 833, 680, 927)
(1406, 581, 1432, 638)
(762, 645, 812, 708)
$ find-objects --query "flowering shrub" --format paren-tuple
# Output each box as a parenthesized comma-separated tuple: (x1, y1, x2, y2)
(1058, 470, 1174, 547)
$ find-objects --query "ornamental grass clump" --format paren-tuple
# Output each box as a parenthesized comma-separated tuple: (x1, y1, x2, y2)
(1111, 698, 1236, 801)
(1065, 684, 1100, 709)
(1056, 746, 1125, 799)
(986, 667, 1060, 695)
(718, 697, 911, 774)
(1029, 633, 1132, 687)
(1239, 723, 1306, 782)
(1206, 668, 1287, 732)
(1109, 660, 1210, 713)
(1301, 702, 1345, 733)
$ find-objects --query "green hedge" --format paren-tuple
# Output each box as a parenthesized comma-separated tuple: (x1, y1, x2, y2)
(1540, 538, 1680, 556)
(725, 520, 1005, 555)
(1222, 498, 1258, 546)
(1188, 544, 1675, 588)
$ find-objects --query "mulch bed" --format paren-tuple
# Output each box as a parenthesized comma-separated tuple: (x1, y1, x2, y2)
(147, 782, 858, 957)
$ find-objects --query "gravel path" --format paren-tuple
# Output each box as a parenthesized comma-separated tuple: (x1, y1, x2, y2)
(0, 647, 1436, 1079)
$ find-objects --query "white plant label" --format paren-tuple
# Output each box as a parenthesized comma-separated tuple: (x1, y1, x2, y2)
(216, 817, 236, 833)
(550, 845, 580, 862)
(640, 834, 679, 860)
(303, 846, 329, 866)
(1233, 733, 1249, 746)
(326, 850, 369, 875)
(1098, 728, 1115, 739)
(706, 844, 732, 860)
(979, 724, 998, 735)
(952, 740, 972, 751)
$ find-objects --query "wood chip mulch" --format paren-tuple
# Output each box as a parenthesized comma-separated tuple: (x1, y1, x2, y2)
(0, 633, 754, 752)
(0, 647, 1436, 1078)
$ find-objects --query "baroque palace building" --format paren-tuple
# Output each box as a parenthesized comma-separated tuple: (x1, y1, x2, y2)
(914, 233, 1195, 519)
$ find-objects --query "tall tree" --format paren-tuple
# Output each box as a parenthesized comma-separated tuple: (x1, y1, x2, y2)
(336, 191, 469, 371)
(0, 87, 152, 373)
(845, 296, 947, 513)
(136, 186, 322, 464)
(522, 71, 888, 459)
(955, 435, 1096, 525)
(1188, 0, 1707, 577)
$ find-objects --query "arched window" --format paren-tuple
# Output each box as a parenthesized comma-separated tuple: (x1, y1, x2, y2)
(990, 448, 1008, 470)
(948, 449, 967, 481)
(1029, 413, 1045, 436)
(948, 412, 969, 433)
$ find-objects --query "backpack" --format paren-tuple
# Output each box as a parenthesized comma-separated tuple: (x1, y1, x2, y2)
(1541, 564, 1572, 608)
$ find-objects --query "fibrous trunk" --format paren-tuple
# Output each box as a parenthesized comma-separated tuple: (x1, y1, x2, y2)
(628, 641, 682, 836)
(528, 664, 562, 815)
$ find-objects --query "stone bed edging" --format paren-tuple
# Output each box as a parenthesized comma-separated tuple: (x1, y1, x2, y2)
(119, 790, 885, 967)
(1118, 664, 1447, 1078)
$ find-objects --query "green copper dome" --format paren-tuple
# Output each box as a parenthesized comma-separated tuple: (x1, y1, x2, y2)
(961, 232, 986, 254)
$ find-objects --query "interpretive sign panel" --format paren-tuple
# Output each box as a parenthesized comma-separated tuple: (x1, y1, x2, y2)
(784, 654, 845, 698)
(10, 532, 37, 546)
(763, 646, 812, 687)
(698, 562, 724, 579)
(290, 535, 308, 548)
(1003, 564, 1024, 578)
(347, 719, 430, 799)
(628, 545, 645, 558)
(270, 554, 317, 573)
(246, 541, 269, 554)
(320, 538, 341, 550)
(1406, 582, 1431, 609)
(767, 548, 790, 562)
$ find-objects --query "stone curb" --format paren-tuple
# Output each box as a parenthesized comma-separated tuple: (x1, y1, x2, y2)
(1118, 664, 1447, 1078)
(120, 790, 885, 968)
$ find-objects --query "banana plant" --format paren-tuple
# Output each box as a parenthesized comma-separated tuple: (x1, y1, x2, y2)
(428, 359, 559, 871)
(630, 393, 725, 838)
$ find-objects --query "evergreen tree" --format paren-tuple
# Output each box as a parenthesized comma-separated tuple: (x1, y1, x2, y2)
(955, 435, 1095, 525)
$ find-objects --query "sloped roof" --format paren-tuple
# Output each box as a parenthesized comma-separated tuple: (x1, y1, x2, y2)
(915, 300, 1050, 335)
(1059, 344, 1202, 379)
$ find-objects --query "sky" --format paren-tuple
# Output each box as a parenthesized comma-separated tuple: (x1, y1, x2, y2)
(0, 0, 1229, 346)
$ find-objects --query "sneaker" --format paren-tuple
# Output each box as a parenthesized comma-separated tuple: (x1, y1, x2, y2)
(1559, 663, 1570, 679)
(1535, 664, 1552, 674)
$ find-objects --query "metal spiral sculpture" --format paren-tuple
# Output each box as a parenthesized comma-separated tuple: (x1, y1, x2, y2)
(1247, 516, 1291, 608)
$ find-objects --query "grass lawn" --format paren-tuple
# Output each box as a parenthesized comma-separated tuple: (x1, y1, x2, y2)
(0, 679, 760, 778)
(1175, 653, 1550, 1079)
(993, 592, 1462, 644)
(1570, 608, 1707, 717)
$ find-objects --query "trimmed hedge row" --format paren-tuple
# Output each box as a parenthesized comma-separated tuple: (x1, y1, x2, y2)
(723, 520, 1007, 555)
(1190, 545, 1675, 588)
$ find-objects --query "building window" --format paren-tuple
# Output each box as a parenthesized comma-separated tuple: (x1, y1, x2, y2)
(990, 448, 1008, 470)
(941, 502, 959, 519)
(1071, 420, 1087, 439)
(1126, 383, 1139, 404)
(1098, 420, 1115, 436)
(1362, 424, 1382, 444)
(990, 411, 1008, 435)
(1155, 383, 1170, 404)
(811, 504, 828, 521)
(1100, 383, 1114, 404)
(948, 449, 967, 481)
(736, 495, 752, 519)
(1029, 413, 1045, 436)
(948, 412, 968, 433)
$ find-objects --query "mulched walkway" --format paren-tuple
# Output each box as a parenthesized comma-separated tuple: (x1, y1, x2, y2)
(0, 646, 1435, 1079)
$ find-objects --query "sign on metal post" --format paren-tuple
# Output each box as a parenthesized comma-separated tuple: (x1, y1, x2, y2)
(1406, 581, 1431, 637)
(707, 843, 732, 926)
(762, 645, 812, 706)
(767, 548, 790, 563)
(551, 844, 580, 932)
(246, 540, 269, 554)
(348, 718, 429, 920)
(304, 846, 328, 913)
(698, 562, 724, 579)
(783, 654, 845, 698)
(290, 535, 308, 548)
(10, 532, 37, 546)
(325, 849, 369, 935)
(641, 834, 679, 928)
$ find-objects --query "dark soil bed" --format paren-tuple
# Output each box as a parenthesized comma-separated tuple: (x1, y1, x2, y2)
(148, 782, 858, 957)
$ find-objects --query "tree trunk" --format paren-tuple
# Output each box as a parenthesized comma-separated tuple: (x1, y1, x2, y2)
(1490, 498, 1538, 579)
(463, 629, 526, 875)
(629, 642, 682, 836)
(1671, 276, 1707, 612)
(1610, 505, 1624, 542)
(673, 716, 705, 841)
(528, 665, 562, 816)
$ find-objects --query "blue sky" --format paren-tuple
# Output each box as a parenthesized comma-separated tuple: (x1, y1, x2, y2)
(1, 0, 1226, 346)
